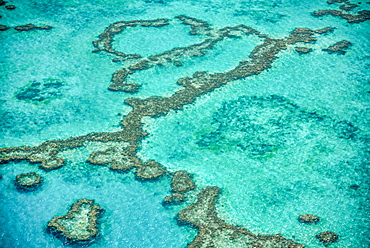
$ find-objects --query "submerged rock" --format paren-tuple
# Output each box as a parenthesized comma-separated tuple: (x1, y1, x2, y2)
(316, 231, 339, 245)
(15, 172, 43, 192)
(298, 214, 320, 224)
(47, 199, 104, 245)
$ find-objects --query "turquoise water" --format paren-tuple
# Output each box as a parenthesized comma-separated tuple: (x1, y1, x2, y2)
(1, 0, 369, 247)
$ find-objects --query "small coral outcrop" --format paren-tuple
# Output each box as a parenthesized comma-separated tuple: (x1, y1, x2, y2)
(163, 193, 185, 206)
(163, 171, 195, 205)
(135, 160, 166, 181)
(171, 171, 195, 193)
(295, 46, 312, 54)
(316, 231, 339, 245)
(15, 172, 43, 192)
(298, 214, 320, 224)
(47, 199, 104, 244)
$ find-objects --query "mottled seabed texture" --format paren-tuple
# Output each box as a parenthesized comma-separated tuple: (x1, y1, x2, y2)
(0, 0, 369, 247)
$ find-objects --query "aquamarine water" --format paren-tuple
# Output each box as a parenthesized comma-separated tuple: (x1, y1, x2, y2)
(1, 0, 369, 247)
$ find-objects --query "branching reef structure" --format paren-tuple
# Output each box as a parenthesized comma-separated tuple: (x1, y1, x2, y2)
(0, 12, 358, 246)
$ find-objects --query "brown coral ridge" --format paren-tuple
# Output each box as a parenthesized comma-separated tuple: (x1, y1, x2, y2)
(94, 16, 265, 93)
(176, 15, 212, 35)
(0, 130, 141, 171)
(15, 172, 43, 192)
(323, 40, 352, 54)
(14, 24, 53, 31)
(312, 9, 370, 23)
(92, 18, 170, 59)
(178, 187, 304, 248)
(47, 199, 104, 245)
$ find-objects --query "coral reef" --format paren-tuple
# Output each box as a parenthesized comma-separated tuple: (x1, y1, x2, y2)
(14, 172, 43, 192)
(135, 160, 167, 181)
(339, 4, 359, 11)
(171, 171, 195, 193)
(163, 170, 195, 205)
(316, 231, 339, 245)
(0, 15, 349, 246)
(298, 214, 320, 224)
(1, 17, 330, 174)
(14, 24, 53, 31)
(178, 187, 304, 247)
(323, 40, 352, 54)
(314, 27, 335, 34)
(313, 9, 370, 23)
(0, 2, 52, 32)
(295, 46, 312, 54)
(163, 193, 185, 206)
(47, 199, 104, 245)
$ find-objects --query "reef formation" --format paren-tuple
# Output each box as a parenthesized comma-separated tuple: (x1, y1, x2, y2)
(47, 199, 104, 245)
(1, 12, 364, 246)
(178, 187, 304, 248)
(323, 40, 352, 54)
(14, 24, 52, 31)
(0, 2, 53, 32)
(14, 172, 43, 192)
(298, 214, 320, 225)
(163, 171, 195, 205)
(312, 0, 370, 23)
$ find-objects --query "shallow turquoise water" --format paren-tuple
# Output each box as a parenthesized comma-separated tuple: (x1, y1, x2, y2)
(1, 0, 369, 247)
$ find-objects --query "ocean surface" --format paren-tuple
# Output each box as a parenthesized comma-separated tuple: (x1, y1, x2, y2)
(0, 0, 369, 247)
